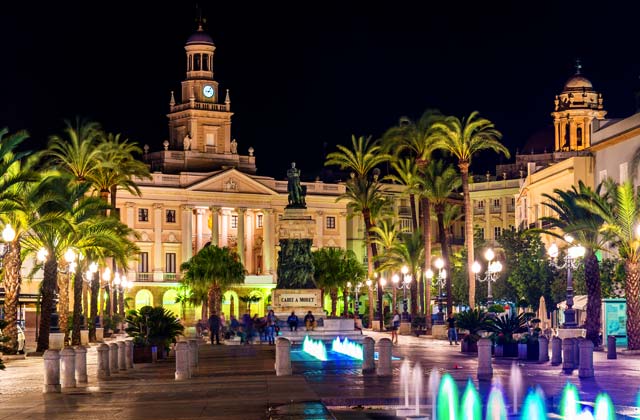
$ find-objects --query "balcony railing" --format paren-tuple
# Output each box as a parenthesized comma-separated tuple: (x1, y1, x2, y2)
(163, 273, 180, 282)
(474, 207, 485, 215)
(490, 206, 501, 213)
(136, 272, 153, 282)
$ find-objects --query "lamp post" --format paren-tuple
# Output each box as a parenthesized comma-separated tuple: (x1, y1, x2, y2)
(547, 235, 585, 328)
(346, 281, 363, 315)
(366, 275, 386, 330)
(102, 266, 112, 317)
(392, 266, 412, 320)
(426, 258, 447, 324)
(472, 248, 503, 306)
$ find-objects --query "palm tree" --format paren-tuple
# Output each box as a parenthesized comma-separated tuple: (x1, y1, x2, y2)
(540, 181, 608, 345)
(424, 160, 462, 312)
(46, 119, 102, 183)
(577, 180, 640, 350)
(385, 158, 421, 231)
(381, 230, 424, 316)
(371, 219, 401, 310)
(430, 111, 510, 308)
(326, 135, 390, 327)
(313, 248, 365, 317)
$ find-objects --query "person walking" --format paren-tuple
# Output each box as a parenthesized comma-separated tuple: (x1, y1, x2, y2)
(304, 311, 315, 331)
(266, 310, 277, 345)
(287, 311, 299, 332)
(447, 312, 458, 345)
(208, 311, 221, 345)
(391, 310, 401, 345)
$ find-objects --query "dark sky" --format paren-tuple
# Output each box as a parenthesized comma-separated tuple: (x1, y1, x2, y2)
(2, 2, 640, 180)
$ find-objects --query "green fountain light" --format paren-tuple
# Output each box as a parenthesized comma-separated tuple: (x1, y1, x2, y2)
(460, 379, 481, 420)
(560, 382, 580, 420)
(520, 387, 547, 420)
(437, 373, 459, 420)
(594, 393, 615, 420)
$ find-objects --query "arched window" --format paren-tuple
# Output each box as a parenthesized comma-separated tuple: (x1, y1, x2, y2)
(162, 289, 181, 318)
(202, 54, 209, 71)
(577, 126, 583, 147)
(194, 54, 201, 71)
(135, 289, 153, 310)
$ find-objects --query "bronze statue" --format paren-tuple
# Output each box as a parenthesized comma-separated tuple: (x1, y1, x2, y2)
(286, 162, 306, 208)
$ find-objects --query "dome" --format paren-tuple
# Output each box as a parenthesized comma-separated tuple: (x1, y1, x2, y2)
(564, 75, 593, 89)
(186, 27, 214, 46)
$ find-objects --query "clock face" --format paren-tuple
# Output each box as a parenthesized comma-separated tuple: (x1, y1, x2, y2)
(203, 85, 214, 98)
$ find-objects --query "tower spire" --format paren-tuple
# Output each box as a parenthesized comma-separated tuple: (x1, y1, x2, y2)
(575, 58, 582, 75)
(195, 4, 206, 31)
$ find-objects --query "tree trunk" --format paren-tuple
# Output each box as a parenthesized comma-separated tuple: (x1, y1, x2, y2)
(209, 285, 222, 316)
(82, 281, 89, 328)
(119, 288, 125, 317)
(421, 197, 432, 328)
(2, 241, 21, 353)
(583, 251, 602, 346)
(436, 206, 453, 314)
(89, 273, 99, 341)
(57, 271, 70, 344)
(625, 261, 640, 350)
(71, 270, 83, 346)
(37, 258, 58, 352)
(366, 240, 375, 326)
(230, 295, 235, 319)
(409, 275, 418, 316)
(409, 193, 418, 232)
(342, 288, 348, 317)
(459, 163, 475, 308)
(392, 287, 397, 313)
(363, 209, 382, 327)
(330, 288, 338, 316)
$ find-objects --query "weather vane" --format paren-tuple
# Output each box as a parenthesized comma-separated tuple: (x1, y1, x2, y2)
(575, 58, 582, 75)
(195, 4, 207, 28)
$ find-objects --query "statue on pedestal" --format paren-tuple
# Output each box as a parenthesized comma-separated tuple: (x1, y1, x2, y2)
(286, 162, 306, 208)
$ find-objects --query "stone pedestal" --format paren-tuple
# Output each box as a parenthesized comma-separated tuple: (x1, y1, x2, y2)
(151, 346, 158, 363)
(175, 341, 190, 380)
(188, 339, 198, 368)
(362, 336, 375, 372)
(538, 336, 549, 362)
(108, 343, 119, 373)
(578, 339, 594, 378)
(60, 347, 76, 388)
(573, 338, 581, 366)
(74, 346, 88, 383)
(562, 338, 575, 373)
(95, 327, 104, 342)
(117, 341, 127, 371)
(551, 337, 562, 366)
(431, 324, 448, 339)
(398, 322, 412, 335)
(371, 320, 383, 332)
(275, 337, 292, 376)
(43, 349, 61, 393)
(125, 340, 134, 368)
(556, 328, 586, 340)
(49, 332, 65, 350)
(607, 335, 617, 359)
(97, 343, 110, 378)
(80, 329, 89, 345)
(477, 338, 493, 381)
(377, 338, 392, 376)
(272, 289, 323, 320)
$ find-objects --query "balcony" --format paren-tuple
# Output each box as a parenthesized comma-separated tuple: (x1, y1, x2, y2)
(136, 272, 153, 282)
(490, 206, 501, 214)
(474, 207, 485, 215)
(163, 273, 181, 282)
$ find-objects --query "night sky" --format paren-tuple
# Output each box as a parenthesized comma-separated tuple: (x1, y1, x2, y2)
(2, 2, 640, 180)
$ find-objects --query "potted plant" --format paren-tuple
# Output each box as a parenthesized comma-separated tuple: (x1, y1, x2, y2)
(488, 312, 533, 357)
(125, 306, 184, 363)
(455, 309, 491, 353)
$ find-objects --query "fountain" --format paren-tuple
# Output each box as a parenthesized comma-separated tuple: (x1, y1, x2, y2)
(429, 367, 441, 420)
(302, 335, 327, 361)
(486, 385, 507, 420)
(560, 382, 580, 419)
(397, 361, 426, 419)
(461, 380, 482, 420)
(519, 387, 547, 420)
(331, 336, 363, 360)
(437, 373, 459, 420)
(509, 362, 523, 414)
(594, 393, 615, 420)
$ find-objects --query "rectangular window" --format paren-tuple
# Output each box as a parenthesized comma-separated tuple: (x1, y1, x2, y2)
(166, 209, 176, 223)
(138, 208, 149, 222)
(477, 200, 485, 208)
(257, 214, 263, 228)
(620, 162, 629, 183)
(138, 252, 149, 273)
(231, 215, 238, 229)
(511, 198, 515, 206)
(479, 228, 485, 239)
(326, 216, 336, 229)
(206, 133, 215, 146)
(166, 253, 176, 274)
(494, 226, 502, 238)
(399, 218, 413, 233)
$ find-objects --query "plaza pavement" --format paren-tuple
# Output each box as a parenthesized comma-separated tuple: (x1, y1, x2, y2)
(0, 331, 639, 419)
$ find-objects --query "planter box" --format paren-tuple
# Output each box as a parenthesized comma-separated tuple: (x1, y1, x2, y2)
(518, 343, 528, 360)
(461, 339, 478, 353)
(496, 342, 518, 357)
(527, 341, 539, 360)
(133, 345, 156, 363)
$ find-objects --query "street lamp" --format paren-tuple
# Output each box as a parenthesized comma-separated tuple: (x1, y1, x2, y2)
(547, 235, 585, 328)
(427, 258, 447, 324)
(0, 224, 15, 268)
(346, 281, 363, 315)
(472, 248, 503, 305)
(392, 266, 412, 320)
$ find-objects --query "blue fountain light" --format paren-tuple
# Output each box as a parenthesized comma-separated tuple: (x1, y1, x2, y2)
(594, 393, 615, 420)
(331, 336, 363, 360)
(520, 387, 547, 420)
(486, 385, 507, 420)
(302, 335, 327, 361)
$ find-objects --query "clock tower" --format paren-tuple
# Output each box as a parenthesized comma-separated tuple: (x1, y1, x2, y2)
(147, 22, 256, 174)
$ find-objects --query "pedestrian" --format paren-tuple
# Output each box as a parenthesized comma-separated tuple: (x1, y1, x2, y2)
(287, 311, 299, 332)
(447, 312, 458, 345)
(391, 309, 401, 345)
(266, 310, 277, 345)
(208, 311, 221, 345)
(304, 311, 315, 331)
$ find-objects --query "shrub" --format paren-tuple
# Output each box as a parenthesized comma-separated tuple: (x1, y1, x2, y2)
(125, 306, 184, 350)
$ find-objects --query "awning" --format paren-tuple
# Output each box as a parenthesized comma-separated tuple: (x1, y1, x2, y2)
(556, 295, 588, 311)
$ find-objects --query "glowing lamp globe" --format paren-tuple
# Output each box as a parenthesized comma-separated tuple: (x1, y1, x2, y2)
(2, 224, 15, 242)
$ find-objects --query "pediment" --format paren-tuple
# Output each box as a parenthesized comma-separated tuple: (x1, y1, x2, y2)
(187, 169, 277, 195)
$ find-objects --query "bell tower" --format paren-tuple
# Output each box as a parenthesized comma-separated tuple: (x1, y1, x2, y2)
(551, 60, 607, 152)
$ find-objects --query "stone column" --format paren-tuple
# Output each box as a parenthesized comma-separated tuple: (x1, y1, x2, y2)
(43, 349, 61, 393)
(117, 341, 127, 371)
(196, 208, 205, 251)
(376, 338, 392, 377)
(551, 336, 562, 365)
(562, 338, 575, 373)
(362, 336, 375, 372)
(578, 339, 594, 378)
(538, 336, 549, 363)
(96, 327, 104, 342)
(554, 120, 560, 151)
(262, 209, 274, 274)
(477, 337, 493, 381)
(97, 343, 110, 378)
(109, 342, 119, 373)
(569, 118, 577, 150)
(221, 210, 229, 247)
(237, 208, 246, 265)
(181, 205, 193, 263)
(125, 202, 135, 227)
(246, 210, 254, 274)
(153, 203, 163, 280)
(188, 339, 198, 368)
(573, 337, 581, 366)
(275, 337, 292, 376)
(125, 340, 134, 368)
(339, 212, 348, 248)
(315, 210, 324, 248)
(210, 206, 220, 247)
(484, 201, 490, 242)
(60, 347, 76, 388)
(74, 346, 88, 383)
(175, 341, 191, 380)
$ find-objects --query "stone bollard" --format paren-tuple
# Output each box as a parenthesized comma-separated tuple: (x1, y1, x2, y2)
(175, 341, 191, 380)
(362, 336, 375, 372)
(80, 329, 89, 345)
(376, 338, 393, 377)
(49, 332, 65, 350)
(60, 347, 76, 388)
(43, 349, 61, 393)
(188, 339, 198, 368)
(275, 337, 292, 376)
(578, 339, 594, 378)
(108, 343, 119, 373)
(97, 343, 110, 378)
(562, 338, 575, 373)
(551, 337, 562, 366)
(477, 337, 493, 381)
(538, 336, 549, 363)
(607, 335, 617, 359)
(95, 327, 104, 342)
(74, 346, 88, 383)
(125, 340, 134, 368)
(117, 341, 127, 371)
